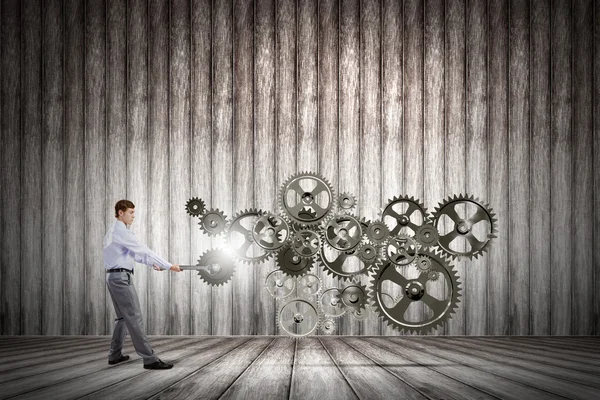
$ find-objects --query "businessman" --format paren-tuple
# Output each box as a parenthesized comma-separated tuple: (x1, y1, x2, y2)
(103, 199, 182, 369)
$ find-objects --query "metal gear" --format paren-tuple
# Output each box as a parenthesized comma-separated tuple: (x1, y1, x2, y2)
(427, 270, 440, 282)
(317, 248, 370, 281)
(196, 249, 236, 286)
(297, 273, 322, 298)
(368, 249, 461, 334)
(277, 299, 320, 337)
(265, 270, 295, 299)
(276, 246, 314, 277)
(252, 213, 291, 252)
(415, 223, 439, 248)
(380, 195, 428, 236)
(323, 213, 363, 251)
(414, 255, 432, 272)
(185, 197, 205, 217)
(355, 243, 381, 267)
(338, 192, 357, 212)
(351, 306, 369, 320)
(291, 229, 321, 258)
(430, 194, 497, 260)
(385, 234, 419, 266)
(338, 284, 368, 311)
(319, 288, 346, 317)
(279, 172, 335, 227)
(199, 208, 228, 236)
(320, 318, 336, 334)
(227, 209, 272, 265)
(365, 220, 390, 244)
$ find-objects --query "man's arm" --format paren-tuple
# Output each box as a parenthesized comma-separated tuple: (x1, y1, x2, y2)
(116, 230, 173, 270)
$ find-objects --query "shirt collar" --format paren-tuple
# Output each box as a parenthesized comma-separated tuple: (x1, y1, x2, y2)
(115, 220, 130, 230)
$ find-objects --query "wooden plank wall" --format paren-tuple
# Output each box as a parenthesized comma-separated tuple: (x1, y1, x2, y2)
(0, 0, 598, 336)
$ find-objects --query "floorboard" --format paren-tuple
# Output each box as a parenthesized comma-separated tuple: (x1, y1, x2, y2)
(0, 336, 598, 400)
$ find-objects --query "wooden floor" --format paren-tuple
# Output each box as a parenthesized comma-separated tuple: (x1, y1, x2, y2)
(0, 336, 598, 400)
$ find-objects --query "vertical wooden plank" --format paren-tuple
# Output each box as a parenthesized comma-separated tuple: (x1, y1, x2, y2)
(233, 0, 254, 335)
(487, 0, 509, 335)
(550, 0, 572, 335)
(254, 0, 277, 335)
(21, 0, 42, 335)
(338, 0, 360, 336)
(128, 0, 150, 333)
(105, 0, 126, 333)
(530, 0, 551, 336)
(595, 0, 600, 337)
(170, 0, 192, 335)
(64, 0, 85, 335)
(318, 0, 339, 315)
(381, 0, 403, 336)
(465, 0, 488, 336)
(42, 0, 64, 335)
(190, 0, 213, 335)
(0, 0, 21, 335)
(148, 0, 171, 335)
(297, 0, 318, 172)
(444, 0, 466, 335)
(508, 0, 530, 335)
(424, 0, 445, 336)
(572, 0, 593, 335)
(212, 0, 234, 335)
(359, 0, 381, 336)
(85, 0, 107, 334)
(404, 0, 424, 333)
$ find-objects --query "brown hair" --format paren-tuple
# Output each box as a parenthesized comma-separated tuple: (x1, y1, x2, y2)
(114, 199, 135, 218)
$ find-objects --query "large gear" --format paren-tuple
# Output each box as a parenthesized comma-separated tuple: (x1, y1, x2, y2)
(279, 172, 335, 227)
(430, 194, 497, 260)
(276, 246, 314, 277)
(196, 249, 236, 286)
(199, 208, 228, 236)
(291, 229, 321, 258)
(323, 213, 363, 251)
(227, 209, 272, 265)
(297, 273, 322, 298)
(385, 234, 419, 266)
(185, 197, 206, 217)
(265, 269, 295, 299)
(368, 249, 461, 334)
(277, 299, 320, 337)
(317, 247, 370, 281)
(252, 213, 291, 252)
(381, 195, 428, 236)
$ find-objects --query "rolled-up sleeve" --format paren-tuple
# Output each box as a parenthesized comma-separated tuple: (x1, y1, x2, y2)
(116, 230, 172, 270)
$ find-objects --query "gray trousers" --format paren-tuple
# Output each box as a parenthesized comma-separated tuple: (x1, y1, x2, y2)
(106, 271, 159, 365)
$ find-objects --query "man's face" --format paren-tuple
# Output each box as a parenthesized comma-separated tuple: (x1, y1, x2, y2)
(119, 208, 135, 225)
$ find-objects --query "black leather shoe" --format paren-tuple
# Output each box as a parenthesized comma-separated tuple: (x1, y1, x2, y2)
(144, 359, 173, 370)
(108, 355, 130, 365)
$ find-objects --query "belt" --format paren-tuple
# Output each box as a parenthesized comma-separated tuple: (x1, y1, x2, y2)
(106, 268, 133, 274)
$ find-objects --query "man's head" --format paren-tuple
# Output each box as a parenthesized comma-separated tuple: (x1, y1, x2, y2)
(115, 199, 135, 225)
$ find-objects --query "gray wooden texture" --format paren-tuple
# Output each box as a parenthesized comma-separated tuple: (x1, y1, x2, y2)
(0, 0, 598, 336)
(2, 336, 599, 399)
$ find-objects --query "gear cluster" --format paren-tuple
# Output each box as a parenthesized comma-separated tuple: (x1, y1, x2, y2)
(185, 172, 497, 336)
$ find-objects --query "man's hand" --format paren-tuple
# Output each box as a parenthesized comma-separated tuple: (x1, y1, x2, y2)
(153, 264, 163, 271)
(169, 264, 182, 272)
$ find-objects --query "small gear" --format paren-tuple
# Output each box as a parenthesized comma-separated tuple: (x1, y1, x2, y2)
(199, 208, 228, 236)
(365, 221, 390, 244)
(279, 172, 335, 227)
(291, 229, 321, 258)
(415, 223, 439, 248)
(277, 299, 320, 337)
(319, 288, 346, 317)
(385, 234, 419, 266)
(297, 273, 322, 298)
(430, 194, 497, 260)
(265, 269, 296, 299)
(427, 270, 440, 282)
(227, 209, 272, 265)
(414, 255, 432, 272)
(356, 243, 380, 267)
(338, 284, 368, 311)
(276, 246, 314, 277)
(338, 192, 357, 212)
(351, 306, 369, 320)
(380, 195, 428, 236)
(368, 249, 461, 334)
(185, 197, 206, 217)
(323, 213, 363, 251)
(196, 249, 236, 286)
(320, 318, 336, 334)
(252, 213, 291, 252)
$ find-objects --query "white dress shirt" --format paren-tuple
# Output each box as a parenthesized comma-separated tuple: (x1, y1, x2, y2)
(103, 220, 172, 271)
